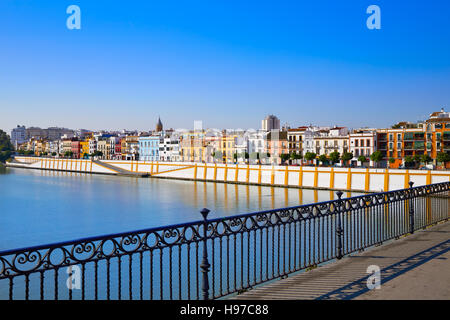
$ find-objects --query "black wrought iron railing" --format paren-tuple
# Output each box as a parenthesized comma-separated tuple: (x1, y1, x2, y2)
(1, 182, 449, 300)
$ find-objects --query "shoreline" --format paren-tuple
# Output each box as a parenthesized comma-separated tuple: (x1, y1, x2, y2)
(5, 162, 370, 194)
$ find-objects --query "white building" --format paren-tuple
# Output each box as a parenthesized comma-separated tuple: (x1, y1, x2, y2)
(247, 130, 267, 164)
(349, 130, 377, 166)
(11, 125, 26, 147)
(89, 138, 97, 155)
(48, 141, 60, 155)
(234, 135, 248, 163)
(159, 136, 181, 162)
(313, 127, 349, 158)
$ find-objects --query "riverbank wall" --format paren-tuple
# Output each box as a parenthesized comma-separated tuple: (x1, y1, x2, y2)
(8, 156, 450, 193)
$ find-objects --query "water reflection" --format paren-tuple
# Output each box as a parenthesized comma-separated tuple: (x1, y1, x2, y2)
(0, 168, 362, 250)
(0, 165, 8, 174)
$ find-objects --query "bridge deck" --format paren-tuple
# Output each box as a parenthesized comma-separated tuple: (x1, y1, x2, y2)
(231, 220, 450, 300)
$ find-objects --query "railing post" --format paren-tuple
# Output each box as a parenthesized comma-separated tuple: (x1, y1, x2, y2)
(409, 181, 415, 234)
(200, 208, 211, 300)
(336, 191, 344, 260)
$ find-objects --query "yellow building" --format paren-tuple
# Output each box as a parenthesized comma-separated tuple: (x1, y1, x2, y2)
(35, 140, 48, 156)
(218, 132, 237, 163)
(180, 131, 207, 162)
(80, 141, 90, 158)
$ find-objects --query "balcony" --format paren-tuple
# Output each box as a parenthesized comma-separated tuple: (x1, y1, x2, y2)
(443, 142, 450, 150)
(403, 133, 414, 141)
(443, 132, 450, 141)
(404, 143, 414, 150)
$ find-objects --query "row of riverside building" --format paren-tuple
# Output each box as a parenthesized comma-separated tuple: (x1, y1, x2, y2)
(9, 110, 450, 169)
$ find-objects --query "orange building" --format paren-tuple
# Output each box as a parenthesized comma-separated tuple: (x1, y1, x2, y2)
(377, 109, 450, 168)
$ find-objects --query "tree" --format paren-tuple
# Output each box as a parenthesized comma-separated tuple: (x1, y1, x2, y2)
(90, 151, 103, 158)
(404, 156, 414, 167)
(290, 152, 297, 161)
(318, 154, 328, 166)
(388, 157, 395, 164)
(289, 152, 302, 164)
(329, 151, 340, 165)
(436, 152, 450, 165)
(370, 151, 384, 167)
(357, 155, 367, 164)
(51, 152, 57, 156)
(0, 130, 14, 163)
(421, 154, 432, 164)
(280, 153, 290, 164)
(64, 151, 74, 158)
(341, 152, 353, 166)
(412, 154, 421, 164)
(304, 152, 316, 163)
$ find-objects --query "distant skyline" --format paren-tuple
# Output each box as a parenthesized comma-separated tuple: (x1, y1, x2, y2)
(1, 1, 450, 132)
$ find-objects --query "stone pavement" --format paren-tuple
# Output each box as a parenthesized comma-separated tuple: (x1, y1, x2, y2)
(232, 220, 450, 300)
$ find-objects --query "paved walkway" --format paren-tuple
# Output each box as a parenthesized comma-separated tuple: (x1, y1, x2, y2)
(233, 220, 450, 300)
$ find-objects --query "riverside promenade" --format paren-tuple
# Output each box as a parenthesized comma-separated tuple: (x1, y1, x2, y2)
(233, 220, 450, 300)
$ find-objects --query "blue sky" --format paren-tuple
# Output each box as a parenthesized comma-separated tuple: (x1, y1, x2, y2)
(1, 0, 450, 132)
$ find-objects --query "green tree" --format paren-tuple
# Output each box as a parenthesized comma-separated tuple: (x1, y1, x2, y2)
(412, 154, 421, 163)
(388, 157, 395, 164)
(64, 151, 74, 158)
(0, 130, 14, 163)
(280, 153, 290, 164)
(370, 151, 384, 167)
(421, 154, 432, 164)
(290, 152, 297, 161)
(318, 154, 328, 166)
(329, 151, 340, 165)
(341, 152, 353, 166)
(90, 151, 103, 158)
(436, 152, 450, 165)
(357, 155, 367, 163)
(405, 156, 414, 167)
(304, 152, 316, 162)
(51, 152, 57, 156)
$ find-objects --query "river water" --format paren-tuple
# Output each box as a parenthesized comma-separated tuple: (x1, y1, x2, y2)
(0, 167, 360, 251)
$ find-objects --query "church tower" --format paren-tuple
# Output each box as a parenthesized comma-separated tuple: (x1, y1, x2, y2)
(156, 116, 163, 132)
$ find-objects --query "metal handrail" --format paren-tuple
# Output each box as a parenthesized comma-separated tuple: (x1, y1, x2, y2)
(0, 181, 449, 300)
